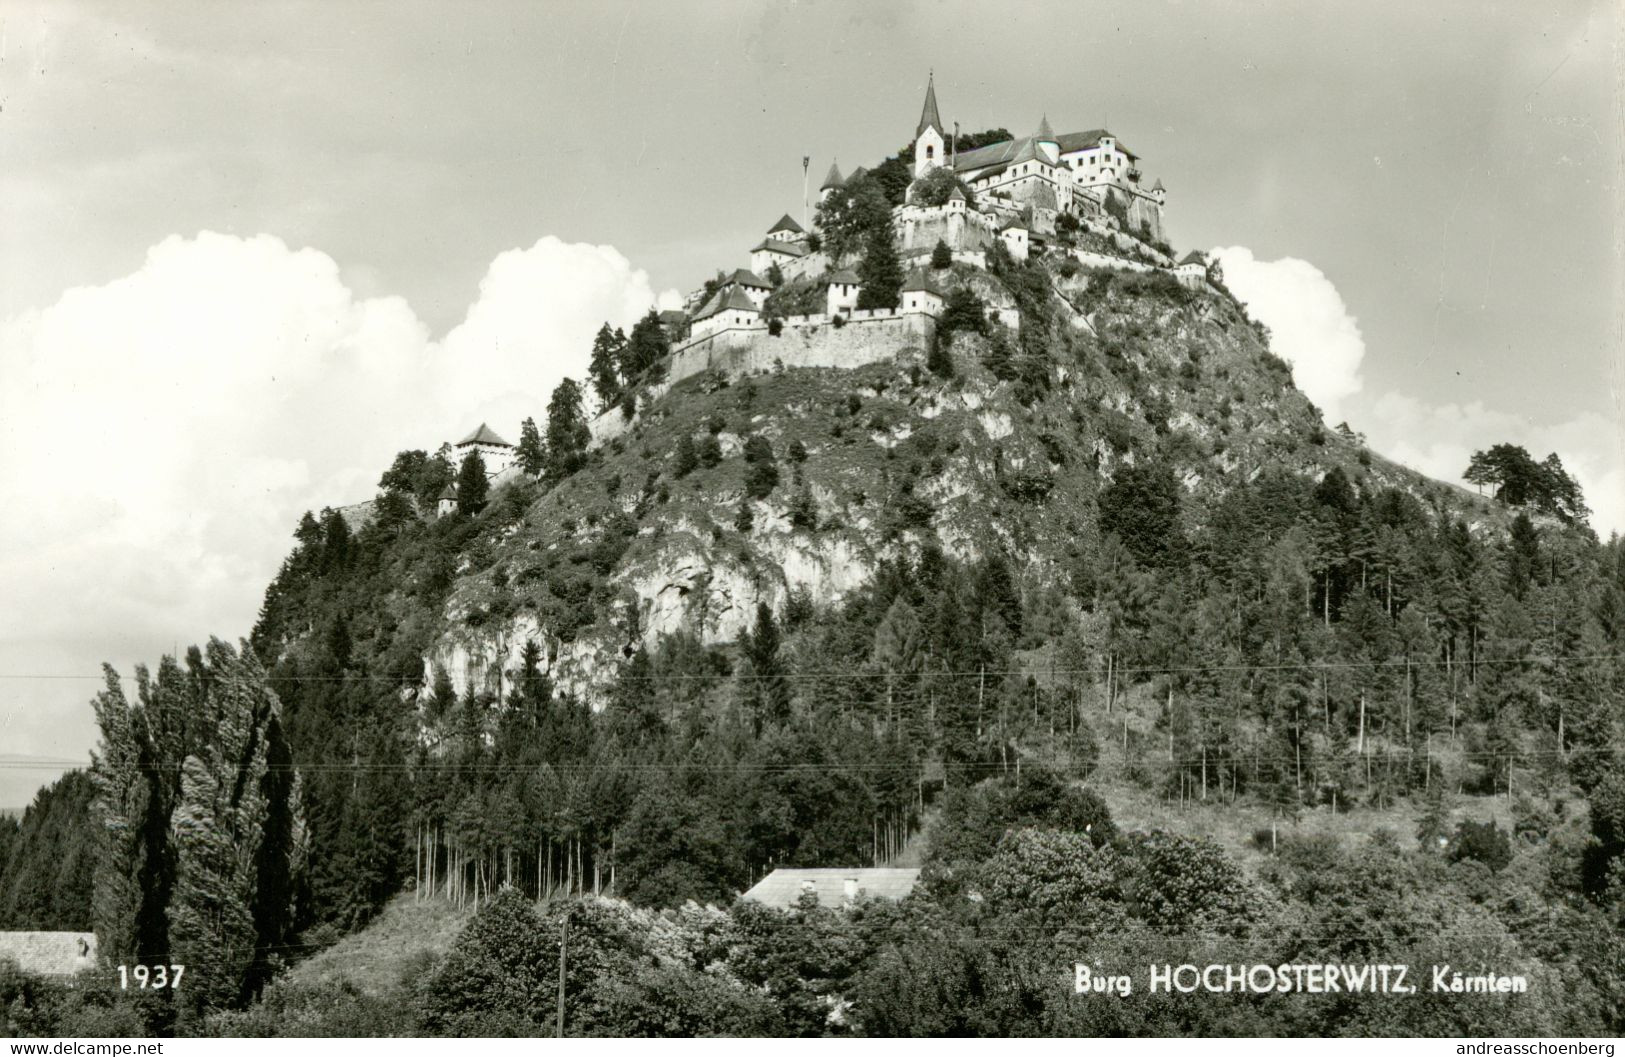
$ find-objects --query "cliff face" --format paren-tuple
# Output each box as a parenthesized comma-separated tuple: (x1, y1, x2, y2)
(421, 263, 1504, 708)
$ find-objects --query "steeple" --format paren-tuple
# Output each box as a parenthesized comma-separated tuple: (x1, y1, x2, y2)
(916, 71, 944, 137)
(1037, 113, 1055, 143)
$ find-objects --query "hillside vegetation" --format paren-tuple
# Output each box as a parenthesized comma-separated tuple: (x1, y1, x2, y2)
(6, 248, 1622, 1037)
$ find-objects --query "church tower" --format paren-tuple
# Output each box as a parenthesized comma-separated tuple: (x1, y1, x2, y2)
(913, 72, 946, 180)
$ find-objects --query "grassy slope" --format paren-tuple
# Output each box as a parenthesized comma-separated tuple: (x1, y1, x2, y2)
(284, 895, 473, 996)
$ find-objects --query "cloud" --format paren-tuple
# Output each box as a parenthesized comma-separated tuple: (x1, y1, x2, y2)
(0, 231, 675, 658)
(1211, 246, 1366, 423)
(1211, 245, 1625, 536)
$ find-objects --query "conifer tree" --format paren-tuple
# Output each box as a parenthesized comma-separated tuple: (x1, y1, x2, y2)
(622, 311, 670, 383)
(857, 223, 904, 310)
(588, 324, 626, 407)
(931, 238, 953, 269)
(456, 449, 488, 515)
(544, 378, 590, 484)
(516, 417, 545, 476)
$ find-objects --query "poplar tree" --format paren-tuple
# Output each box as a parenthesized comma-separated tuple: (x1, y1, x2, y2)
(588, 324, 626, 407)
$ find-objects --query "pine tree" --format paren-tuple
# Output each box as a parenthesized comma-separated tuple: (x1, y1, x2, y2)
(456, 449, 488, 515)
(931, 239, 953, 269)
(622, 311, 670, 383)
(673, 434, 699, 479)
(517, 417, 545, 476)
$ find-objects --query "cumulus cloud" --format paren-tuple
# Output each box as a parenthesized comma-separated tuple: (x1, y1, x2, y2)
(1211, 246, 1366, 423)
(1210, 245, 1624, 536)
(0, 231, 675, 658)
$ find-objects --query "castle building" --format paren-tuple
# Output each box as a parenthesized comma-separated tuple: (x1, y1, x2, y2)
(825, 268, 861, 315)
(722, 268, 774, 308)
(899, 269, 946, 315)
(1174, 250, 1209, 287)
(908, 80, 1167, 243)
(690, 285, 761, 339)
(453, 423, 515, 476)
(819, 161, 845, 203)
(913, 72, 946, 180)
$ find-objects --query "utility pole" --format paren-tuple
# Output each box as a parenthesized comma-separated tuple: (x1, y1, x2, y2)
(953, 121, 959, 168)
(802, 155, 811, 230)
(555, 905, 570, 1038)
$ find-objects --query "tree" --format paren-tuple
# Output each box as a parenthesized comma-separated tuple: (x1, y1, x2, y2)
(1098, 460, 1185, 569)
(622, 311, 670, 384)
(938, 286, 988, 347)
(588, 324, 627, 407)
(456, 450, 488, 515)
(910, 167, 974, 208)
(742, 603, 791, 731)
(930, 238, 953, 269)
(544, 378, 591, 484)
(856, 224, 903, 310)
(814, 173, 892, 263)
(743, 435, 779, 499)
(1465, 443, 1590, 524)
(516, 417, 545, 476)
(673, 434, 699, 479)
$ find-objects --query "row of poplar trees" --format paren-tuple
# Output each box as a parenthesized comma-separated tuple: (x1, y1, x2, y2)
(89, 639, 307, 1017)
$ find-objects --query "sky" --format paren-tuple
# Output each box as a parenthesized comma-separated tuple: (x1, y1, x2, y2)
(1, 0, 1619, 806)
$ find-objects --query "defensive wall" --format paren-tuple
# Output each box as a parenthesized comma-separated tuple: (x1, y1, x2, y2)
(589, 310, 933, 447)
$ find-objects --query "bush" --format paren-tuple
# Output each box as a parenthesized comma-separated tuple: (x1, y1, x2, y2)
(931, 239, 953, 269)
(742, 436, 779, 499)
(1449, 819, 1514, 873)
(768, 318, 783, 337)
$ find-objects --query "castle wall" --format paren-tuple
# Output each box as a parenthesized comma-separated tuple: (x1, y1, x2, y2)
(587, 311, 933, 447)
(897, 203, 996, 255)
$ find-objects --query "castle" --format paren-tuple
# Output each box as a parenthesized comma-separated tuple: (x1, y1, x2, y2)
(451, 75, 1220, 454)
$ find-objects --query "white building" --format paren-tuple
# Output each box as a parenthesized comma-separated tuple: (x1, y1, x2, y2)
(691, 285, 762, 338)
(722, 268, 774, 308)
(1175, 250, 1208, 286)
(825, 268, 861, 315)
(453, 423, 515, 476)
(1000, 214, 1030, 261)
(900, 270, 946, 315)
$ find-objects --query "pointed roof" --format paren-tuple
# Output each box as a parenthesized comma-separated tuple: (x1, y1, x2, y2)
(916, 72, 944, 137)
(439, 484, 458, 501)
(901, 269, 946, 297)
(826, 268, 861, 285)
(1152, 177, 1166, 191)
(947, 185, 967, 203)
(820, 161, 845, 191)
(1177, 250, 1207, 267)
(1000, 213, 1028, 232)
(1037, 114, 1055, 142)
(767, 213, 805, 236)
(725, 268, 773, 289)
(847, 165, 868, 183)
(694, 285, 761, 322)
(457, 423, 512, 447)
(750, 238, 809, 258)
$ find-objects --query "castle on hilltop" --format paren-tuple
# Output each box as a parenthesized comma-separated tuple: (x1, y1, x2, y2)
(444, 75, 1219, 453)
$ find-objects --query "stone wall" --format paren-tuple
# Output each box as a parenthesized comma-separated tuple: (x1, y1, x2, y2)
(588, 311, 934, 447)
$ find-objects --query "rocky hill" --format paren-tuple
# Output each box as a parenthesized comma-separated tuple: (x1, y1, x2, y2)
(421, 259, 1503, 709)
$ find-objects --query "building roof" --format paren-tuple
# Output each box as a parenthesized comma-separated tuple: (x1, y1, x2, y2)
(820, 161, 845, 191)
(826, 268, 861, 285)
(901, 270, 947, 297)
(694, 285, 761, 322)
(1054, 129, 1139, 161)
(1152, 177, 1166, 191)
(1000, 213, 1028, 231)
(725, 268, 773, 289)
(767, 213, 805, 236)
(1037, 114, 1055, 142)
(742, 868, 920, 909)
(658, 309, 688, 324)
(1177, 250, 1207, 267)
(916, 73, 944, 137)
(457, 423, 512, 447)
(751, 238, 809, 259)
(0, 932, 96, 977)
(439, 485, 457, 501)
(947, 185, 967, 203)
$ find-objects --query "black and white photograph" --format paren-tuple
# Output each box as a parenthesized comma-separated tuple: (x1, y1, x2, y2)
(0, 0, 1621, 1042)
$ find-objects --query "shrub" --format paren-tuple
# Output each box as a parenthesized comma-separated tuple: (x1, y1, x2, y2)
(768, 318, 783, 337)
(1449, 819, 1514, 873)
(742, 436, 778, 499)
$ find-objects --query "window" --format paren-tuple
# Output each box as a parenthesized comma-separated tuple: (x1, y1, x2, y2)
(926, 145, 935, 161)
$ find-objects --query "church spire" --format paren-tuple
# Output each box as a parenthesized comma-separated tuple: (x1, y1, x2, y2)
(916, 71, 944, 137)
